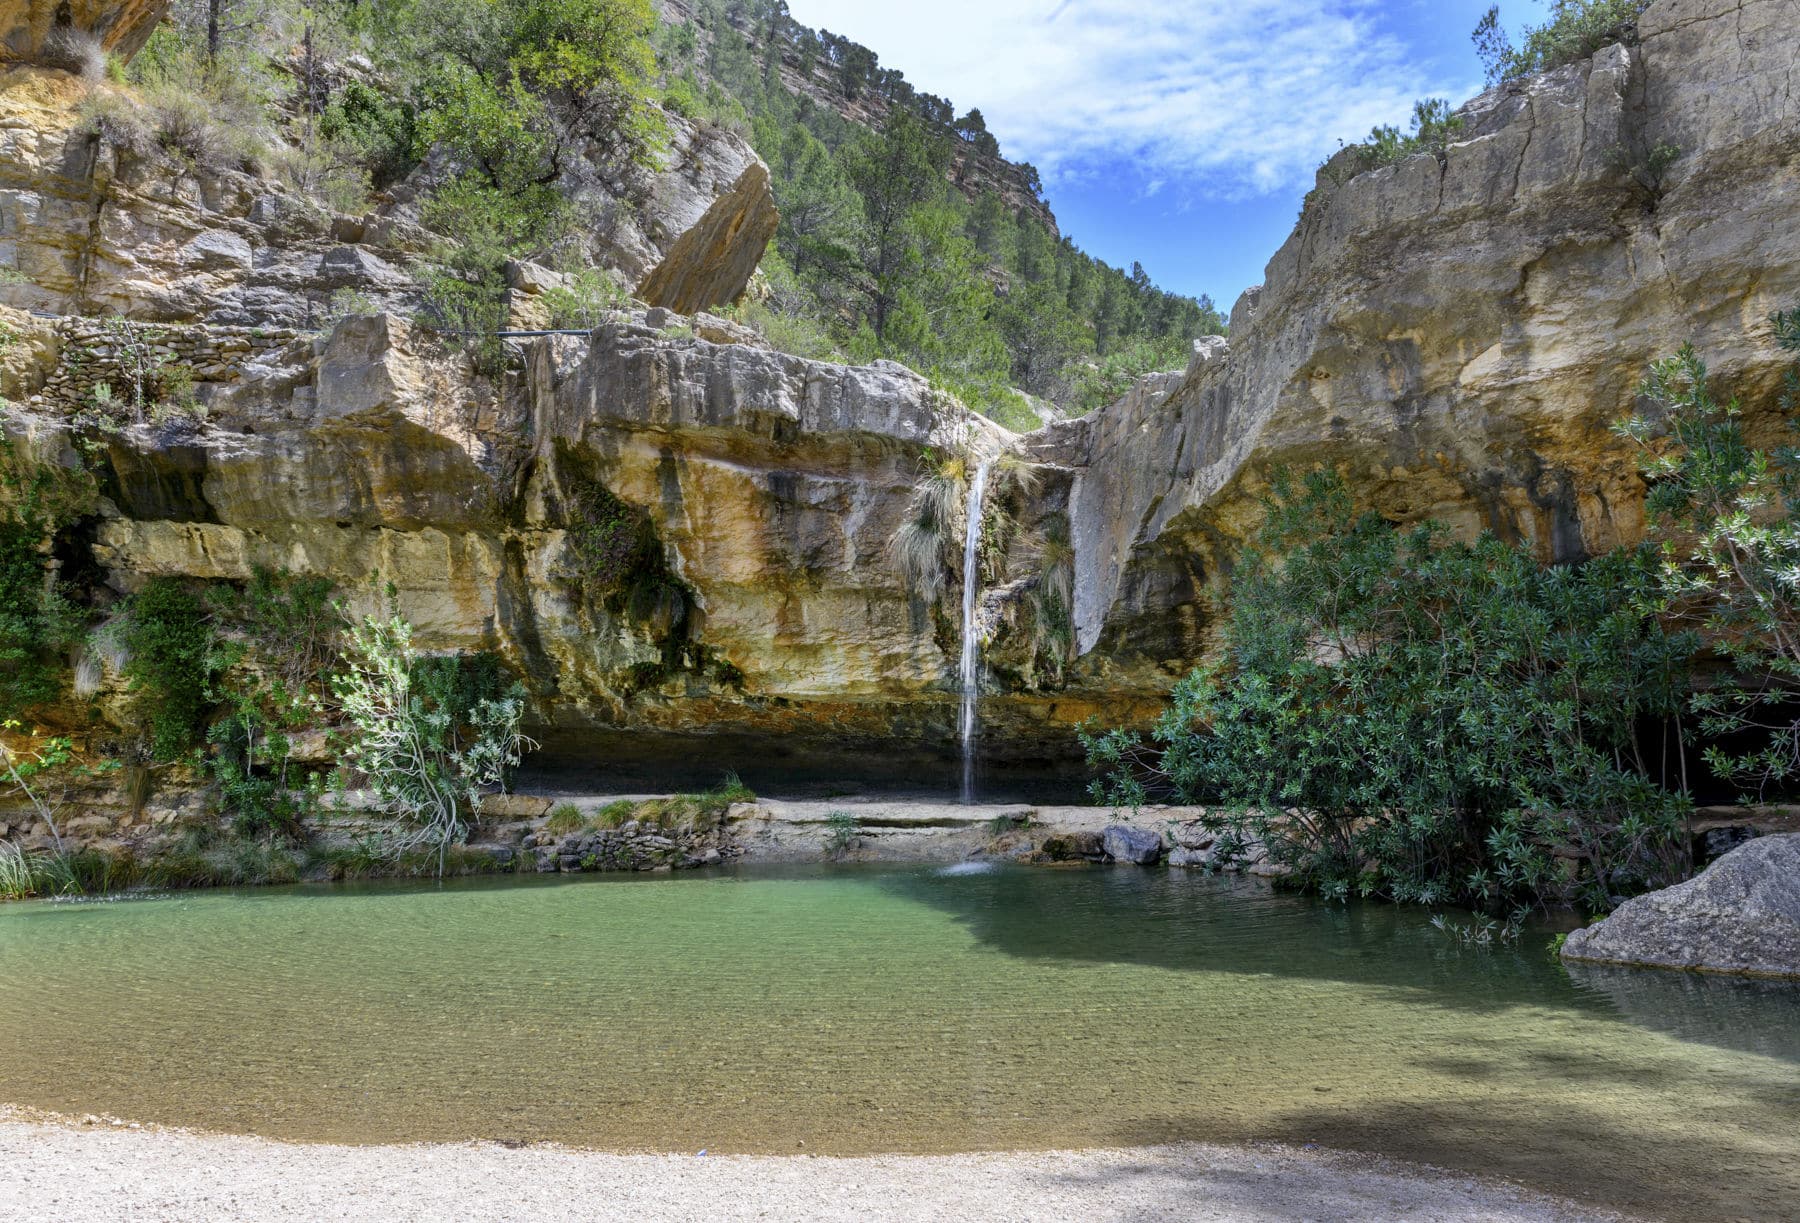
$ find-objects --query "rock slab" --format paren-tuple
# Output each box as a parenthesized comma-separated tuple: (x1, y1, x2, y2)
(1562, 834, 1800, 978)
(1102, 824, 1164, 865)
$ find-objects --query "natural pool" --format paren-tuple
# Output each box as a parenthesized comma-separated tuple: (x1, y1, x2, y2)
(1, 866, 1796, 1219)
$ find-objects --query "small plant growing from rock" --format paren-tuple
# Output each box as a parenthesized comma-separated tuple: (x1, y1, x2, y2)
(824, 809, 860, 860)
(594, 799, 637, 828)
(327, 586, 535, 877)
(545, 803, 586, 836)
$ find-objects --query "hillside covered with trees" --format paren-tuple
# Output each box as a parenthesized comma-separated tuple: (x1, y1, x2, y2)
(96, 0, 1222, 431)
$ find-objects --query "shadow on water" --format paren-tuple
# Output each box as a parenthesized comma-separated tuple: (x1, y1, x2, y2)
(518, 728, 1094, 802)
(874, 864, 1800, 1058)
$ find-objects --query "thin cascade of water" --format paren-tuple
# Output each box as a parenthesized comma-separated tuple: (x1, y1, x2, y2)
(959, 458, 993, 804)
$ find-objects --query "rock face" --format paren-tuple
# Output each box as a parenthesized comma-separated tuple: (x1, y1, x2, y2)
(0, 70, 776, 328)
(1034, 0, 1800, 677)
(1, 0, 167, 65)
(6, 0, 1800, 778)
(1562, 835, 1800, 978)
(1102, 824, 1164, 865)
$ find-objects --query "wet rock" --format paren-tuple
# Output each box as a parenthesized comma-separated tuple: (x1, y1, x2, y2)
(1038, 832, 1102, 861)
(1102, 824, 1164, 865)
(1697, 825, 1760, 865)
(1562, 834, 1800, 978)
(1168, 845, 1214, 869)
(462, 844, 516, 869)
(1172, 821, 1215, 851)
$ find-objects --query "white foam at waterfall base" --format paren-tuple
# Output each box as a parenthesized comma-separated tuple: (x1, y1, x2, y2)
(959, 459, 993, 804)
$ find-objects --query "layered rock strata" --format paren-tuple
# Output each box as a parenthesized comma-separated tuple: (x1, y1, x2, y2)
(1035, 0, 1800, 677)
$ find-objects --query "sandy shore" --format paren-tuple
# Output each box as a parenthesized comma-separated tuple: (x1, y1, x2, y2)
(0, 1113, 1628, 1222)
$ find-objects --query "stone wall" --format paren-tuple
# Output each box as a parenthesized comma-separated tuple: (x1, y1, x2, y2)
(23, 316, 303, 411)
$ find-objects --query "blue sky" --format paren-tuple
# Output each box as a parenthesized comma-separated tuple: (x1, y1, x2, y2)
(783, 0, 1555, 311)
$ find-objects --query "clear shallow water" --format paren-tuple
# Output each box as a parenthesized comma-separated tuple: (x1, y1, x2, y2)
(1, 867, 1797, 1219)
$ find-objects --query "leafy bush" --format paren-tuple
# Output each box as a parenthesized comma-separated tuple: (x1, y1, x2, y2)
(198, 569, 339, 837)
(540, 268, 630, 330)
(120, 578, 217, 761)
(319, 80, 419, 189)
(1615, 307, 1800, 796)
(328, 591, 533, 874)
(1474, 2, 1653, 85)
(0, 483, 84, 723)
(416, 174, 570, 372)
(1084, 469, 1695, 914)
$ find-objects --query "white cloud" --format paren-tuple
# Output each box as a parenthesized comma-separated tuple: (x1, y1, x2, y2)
(782, 0, 1482, 199)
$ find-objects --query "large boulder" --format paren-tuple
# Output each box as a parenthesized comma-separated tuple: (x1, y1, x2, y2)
(1102, 824, 1164, 865)
(1562, 835, 1800, 979)
(637, 160, 779, 315)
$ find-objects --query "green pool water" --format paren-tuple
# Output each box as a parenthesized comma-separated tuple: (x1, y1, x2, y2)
(1, 865, 1796, 1219)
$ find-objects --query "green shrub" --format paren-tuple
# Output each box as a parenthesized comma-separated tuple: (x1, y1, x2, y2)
(416, 174, 571, 373)
(0, 512, 82, 723)
(1351, 98, 1464, 172)
(320, 80, 419, 188)
(328, 590, 533, 875)
(1065, 335, 1192, 416)
(1084, 469, 1695, 915)
(1474, 2, 1652, 85)
(201, 569, 338, 838)
(120, 578, 217, 761)
(541, 268, 630, 330)
(1615, 306, 1800, 795)
(824, 809, 859, 859)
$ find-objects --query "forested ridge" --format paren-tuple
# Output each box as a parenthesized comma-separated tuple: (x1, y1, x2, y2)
(655, 0, 1226, 427)
(82, 0, 1221, 431)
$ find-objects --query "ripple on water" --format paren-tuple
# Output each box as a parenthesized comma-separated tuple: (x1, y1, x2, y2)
(0, 866, 1796, 1220)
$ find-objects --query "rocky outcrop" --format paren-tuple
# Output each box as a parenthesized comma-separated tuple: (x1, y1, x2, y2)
(0, 68, 776, 327)
(1, 0, 167, 65)
(1562, 835, 1800, 978)
(2, 301, 1013, 755)
(1036, 0, 1800, 679)
(636, 159, 779, 314)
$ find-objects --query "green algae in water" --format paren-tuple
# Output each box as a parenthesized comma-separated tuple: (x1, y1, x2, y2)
(1, 866, 1797, 1220)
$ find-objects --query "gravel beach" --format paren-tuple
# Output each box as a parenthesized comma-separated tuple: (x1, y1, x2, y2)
(0, 1112, 1627, 1222)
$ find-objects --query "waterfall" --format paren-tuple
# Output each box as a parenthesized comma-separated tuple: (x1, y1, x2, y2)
(958, 458, 993, 804)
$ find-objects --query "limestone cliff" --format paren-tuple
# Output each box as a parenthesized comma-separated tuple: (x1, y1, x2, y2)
(1037, 0, 1800, 681)
(4, 0, 1798, 782)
